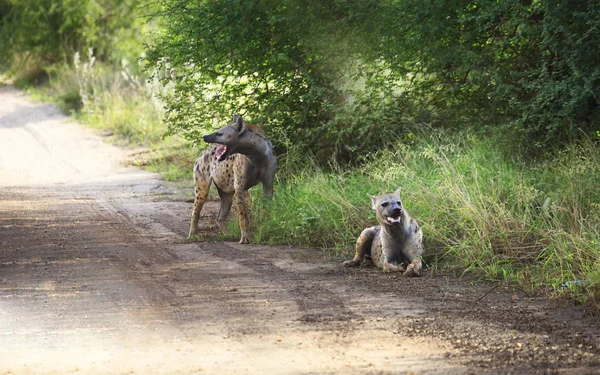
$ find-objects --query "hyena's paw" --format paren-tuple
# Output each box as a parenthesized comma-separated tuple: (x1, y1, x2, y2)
(215, 220, 231, 234)
(382, 262, 404, 273)
(239, 234, 250, 244)
(403, 263, 422, 277)
(343, 259, 361, 267)
(359, 257, 374, 268)
(188, 228, 199, 239)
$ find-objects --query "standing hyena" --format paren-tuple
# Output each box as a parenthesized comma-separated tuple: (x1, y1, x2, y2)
(188, 114, 277, 244)
(344, 188, 424, 276)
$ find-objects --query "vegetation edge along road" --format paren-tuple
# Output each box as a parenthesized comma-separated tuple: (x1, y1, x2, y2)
(0, 0, 598, 308)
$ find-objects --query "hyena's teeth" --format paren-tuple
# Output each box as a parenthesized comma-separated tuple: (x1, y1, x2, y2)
(216, 145, 227, 158)
(386, 217, 401, 224)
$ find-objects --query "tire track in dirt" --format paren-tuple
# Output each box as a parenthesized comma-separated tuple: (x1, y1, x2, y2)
(113, 195, 463, 374)
(207, 242, 357, 326)
(0, 187, 182, 371)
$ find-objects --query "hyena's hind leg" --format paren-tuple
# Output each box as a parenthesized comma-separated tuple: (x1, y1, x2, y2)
(215, 187, 234, 234)
(344, 226, 378, 267)
(234, 188, 250, 244)
(189, 164, 211, 238)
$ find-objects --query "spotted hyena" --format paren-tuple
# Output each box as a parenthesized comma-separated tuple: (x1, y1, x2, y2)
(188, 114, 277, 244)
(343, 188, 423, 276)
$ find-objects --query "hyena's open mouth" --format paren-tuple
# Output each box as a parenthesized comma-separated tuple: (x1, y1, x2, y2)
(216, 145, 228, 161)
(385, 214, 402, 225)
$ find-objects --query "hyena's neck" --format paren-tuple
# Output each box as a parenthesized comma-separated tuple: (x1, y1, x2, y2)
(235, 134, 273, 166)
(380, 225, 407, 242)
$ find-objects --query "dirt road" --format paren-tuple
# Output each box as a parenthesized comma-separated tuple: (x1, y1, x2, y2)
(0, 86, 599, 374)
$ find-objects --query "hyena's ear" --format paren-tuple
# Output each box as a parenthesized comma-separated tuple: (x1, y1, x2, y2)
(234, 114, 247, 135)
(369, 194, 378, 209)
(393, 187, 402, 196)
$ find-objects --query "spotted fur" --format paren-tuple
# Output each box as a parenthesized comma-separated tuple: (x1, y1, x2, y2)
(188, 115, 276, 244)
(343, 188, 424, 276)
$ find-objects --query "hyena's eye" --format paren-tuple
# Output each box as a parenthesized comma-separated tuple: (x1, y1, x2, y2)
(216, 132, 223, 136)
(381, 202, 389, 208)
(396, 201, 401, 205)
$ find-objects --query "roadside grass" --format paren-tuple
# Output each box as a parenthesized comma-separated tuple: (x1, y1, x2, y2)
(8, 62, 600, 307)
(247, 134, 600, 307)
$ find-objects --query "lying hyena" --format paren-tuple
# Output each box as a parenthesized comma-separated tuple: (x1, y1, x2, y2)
(188, 115, 276, 244)
(344, 188, 423, 276)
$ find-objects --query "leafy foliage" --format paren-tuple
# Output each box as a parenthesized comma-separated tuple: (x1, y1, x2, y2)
(148, 0, 344, 159)
(148, 0, 600, 161)
(0, 0, 150, 70)
(384, 0, 600, 150)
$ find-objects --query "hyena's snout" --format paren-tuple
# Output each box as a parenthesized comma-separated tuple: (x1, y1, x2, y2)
(383, 206, 403, 225)
(203, 134, 230, 161)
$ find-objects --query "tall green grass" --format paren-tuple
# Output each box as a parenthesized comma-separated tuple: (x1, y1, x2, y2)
(72, 52, 165, 145)
(248, 133, 600, 306)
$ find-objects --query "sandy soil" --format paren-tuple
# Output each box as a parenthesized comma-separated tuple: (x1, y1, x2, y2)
(0, 86, 598, 374)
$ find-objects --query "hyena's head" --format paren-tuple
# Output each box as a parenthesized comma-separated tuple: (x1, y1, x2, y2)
(370, 187, 405, 227)
(203, 114, 247, 161)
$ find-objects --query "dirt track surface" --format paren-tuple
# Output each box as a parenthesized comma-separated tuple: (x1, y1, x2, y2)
(1, 86, 599, 374)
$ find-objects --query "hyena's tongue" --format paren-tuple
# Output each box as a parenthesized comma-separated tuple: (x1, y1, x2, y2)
(215, 145, 227, 159)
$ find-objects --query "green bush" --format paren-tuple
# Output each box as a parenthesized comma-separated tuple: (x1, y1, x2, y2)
(147, 0, 600, 163)
(0, 0, 150, 70)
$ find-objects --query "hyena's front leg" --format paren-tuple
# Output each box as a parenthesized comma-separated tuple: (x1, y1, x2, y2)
(403, 223, 424, 277)
(344, 227, 378, 267)
(382, 260, 405, 273)
(382, 247, 405, 273)
(403, 258, 422, 277)
(189, 174, 210, 238)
